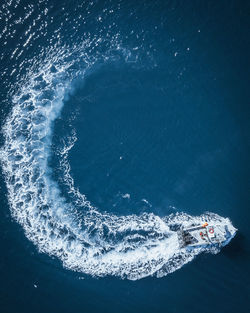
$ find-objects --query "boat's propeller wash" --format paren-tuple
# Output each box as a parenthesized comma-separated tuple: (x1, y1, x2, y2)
(0, 43, 237, 280)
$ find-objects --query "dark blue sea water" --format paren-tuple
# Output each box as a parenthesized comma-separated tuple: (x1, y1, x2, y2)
(0, 1, 249, 312)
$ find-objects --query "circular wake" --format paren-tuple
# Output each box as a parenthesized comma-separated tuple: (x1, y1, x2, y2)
(0, 44, 236, 280)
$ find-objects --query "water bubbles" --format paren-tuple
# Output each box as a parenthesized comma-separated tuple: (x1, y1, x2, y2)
(0, 20, 236, 280)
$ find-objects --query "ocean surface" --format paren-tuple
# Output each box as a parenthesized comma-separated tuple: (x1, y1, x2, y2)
(0, 1, 249, 312)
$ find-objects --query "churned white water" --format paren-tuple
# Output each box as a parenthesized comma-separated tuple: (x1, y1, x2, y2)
(0, 43, 236, 280)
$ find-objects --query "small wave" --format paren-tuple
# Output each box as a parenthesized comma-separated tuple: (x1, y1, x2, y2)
(0, 44, 236, 280)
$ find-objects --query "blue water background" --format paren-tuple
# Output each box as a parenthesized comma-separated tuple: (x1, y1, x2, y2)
(0, 1, 249, 312)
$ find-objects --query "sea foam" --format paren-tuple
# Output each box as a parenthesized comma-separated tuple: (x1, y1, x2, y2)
(0, 44, 236, 280)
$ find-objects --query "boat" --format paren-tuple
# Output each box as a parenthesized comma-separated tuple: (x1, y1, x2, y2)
(177, 222, 236, 249)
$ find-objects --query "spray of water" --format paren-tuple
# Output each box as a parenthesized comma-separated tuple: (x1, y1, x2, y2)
(0, 43, 236, 280)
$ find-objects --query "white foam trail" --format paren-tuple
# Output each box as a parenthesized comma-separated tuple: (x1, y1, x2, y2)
(58, 129, 92, 209)
(0, 45, 236, 280)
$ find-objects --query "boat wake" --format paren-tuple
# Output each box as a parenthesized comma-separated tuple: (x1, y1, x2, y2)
(0, 43, 236, 280)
